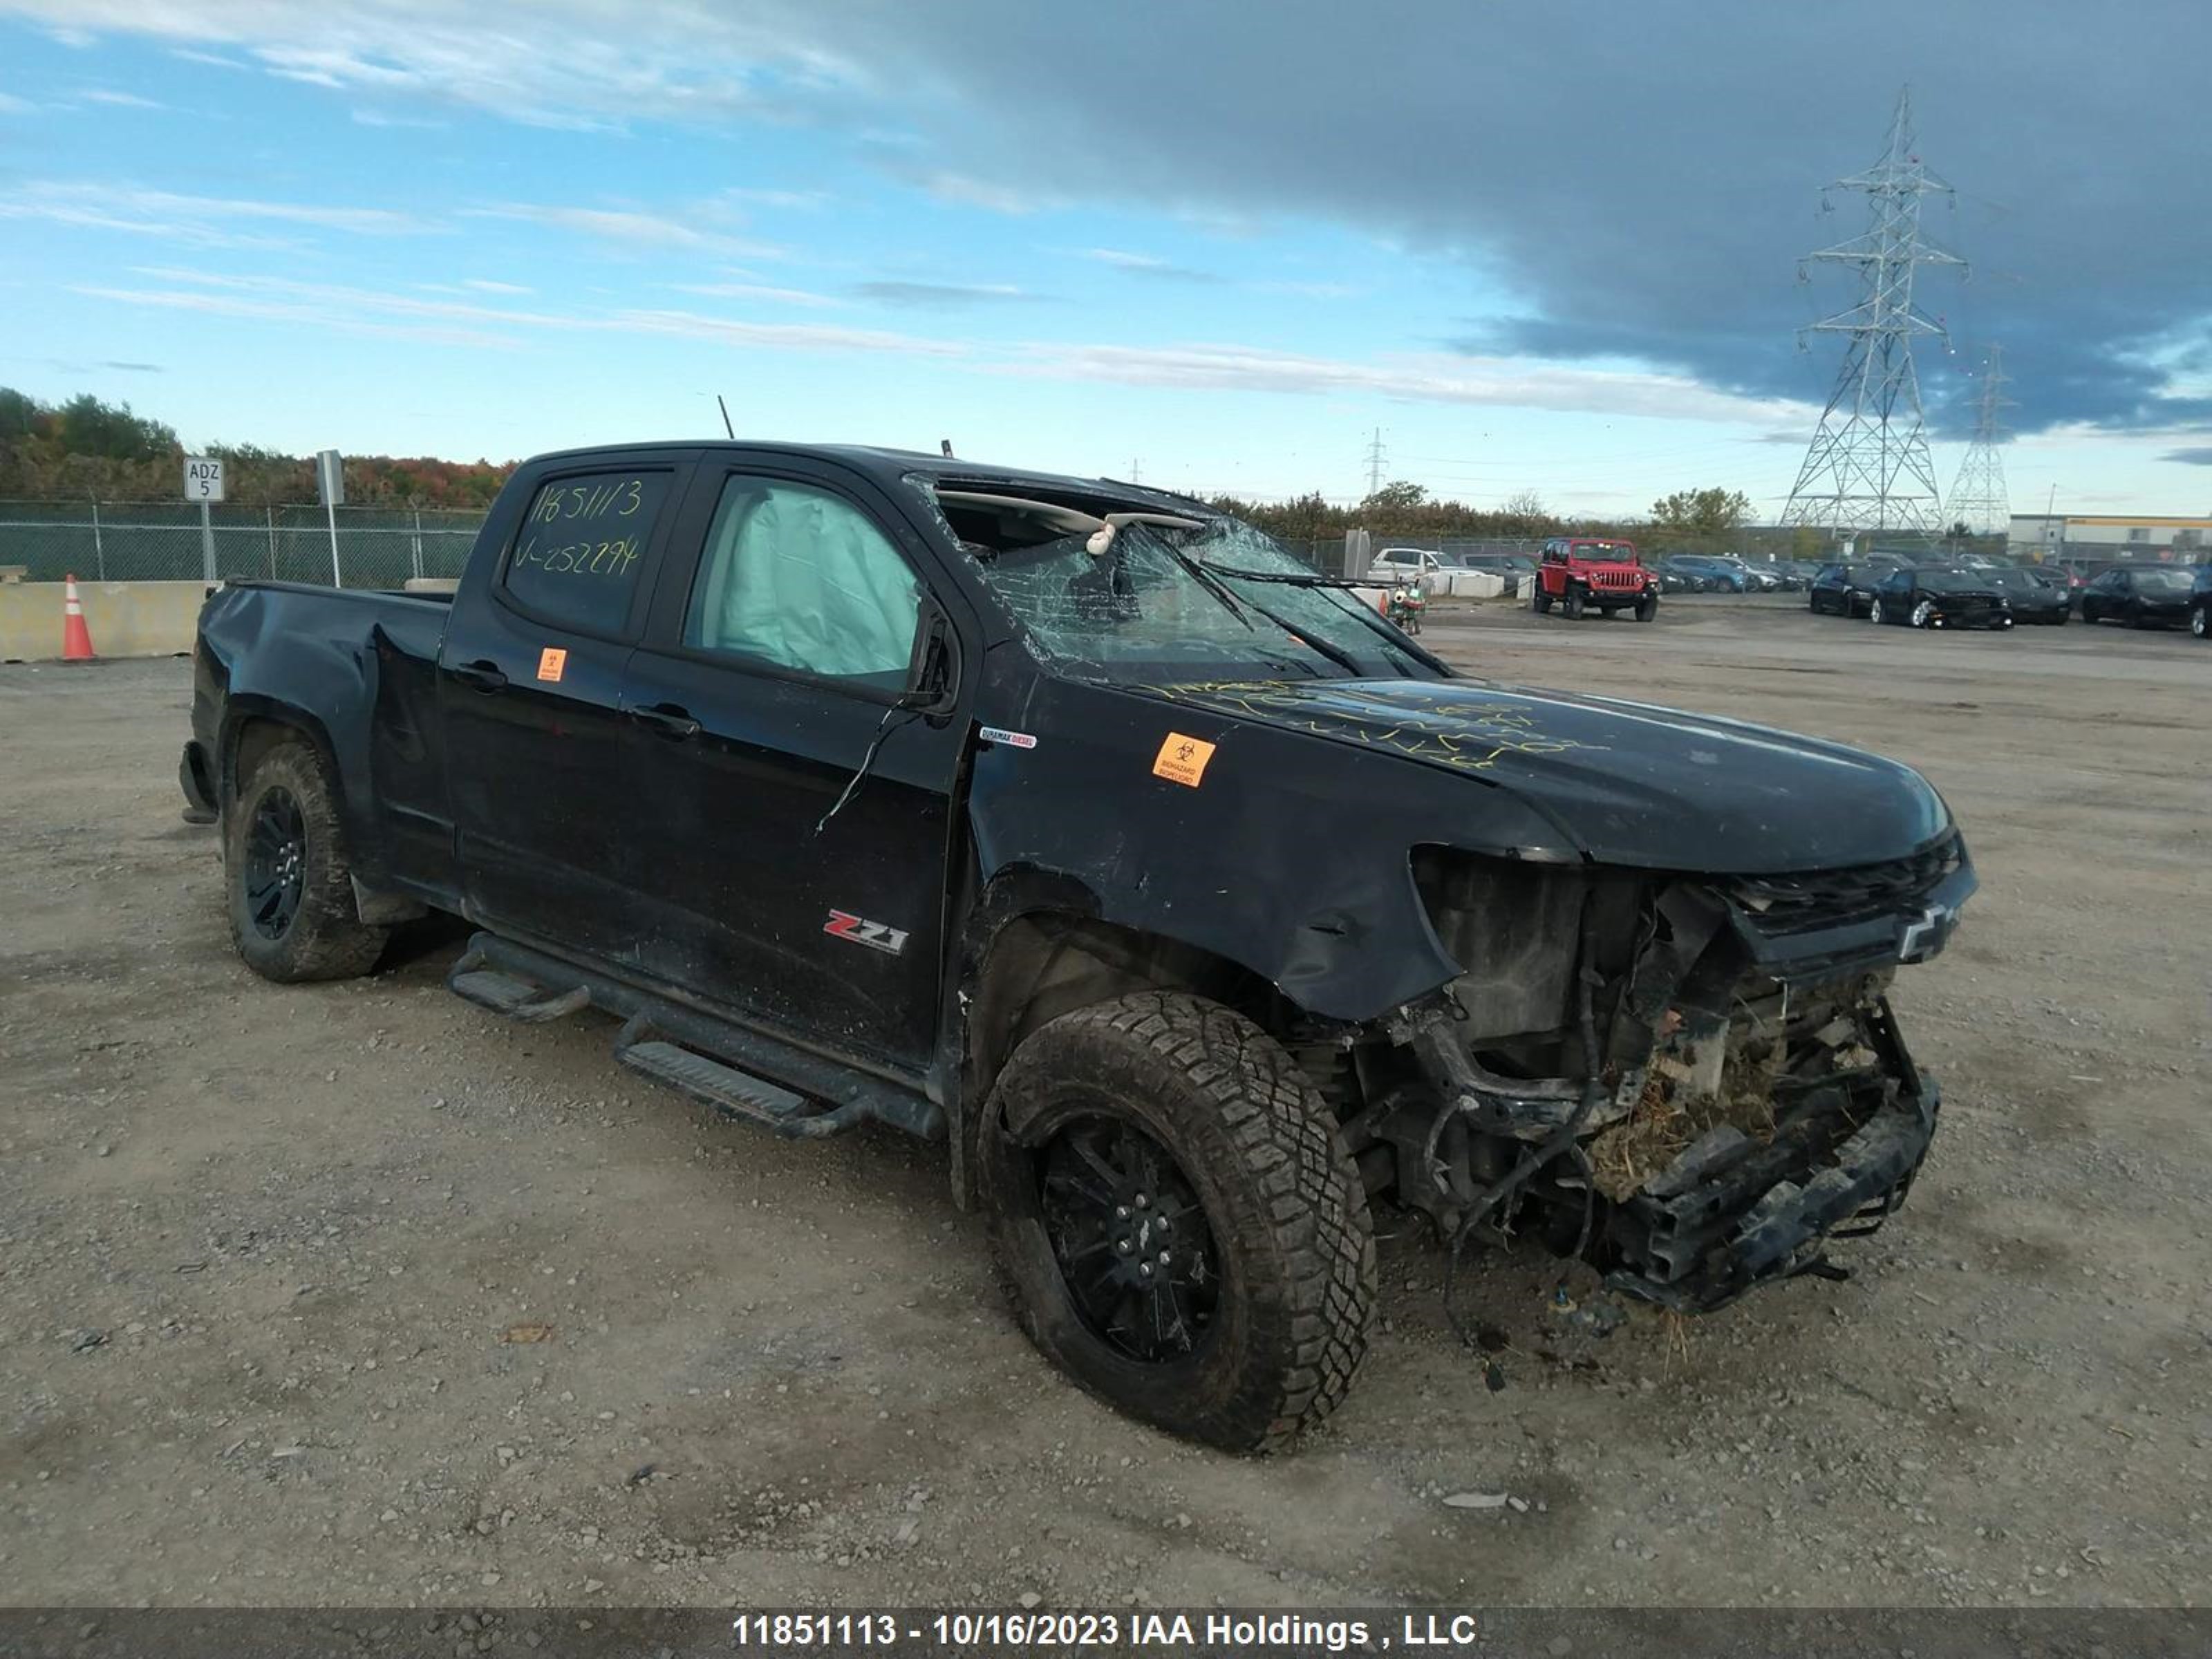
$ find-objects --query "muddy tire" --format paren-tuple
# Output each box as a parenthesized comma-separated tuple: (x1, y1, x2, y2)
(980, 991, 1376, 1454)
(224, 735, 388, 983)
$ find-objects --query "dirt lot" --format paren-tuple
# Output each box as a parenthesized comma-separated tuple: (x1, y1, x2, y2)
(2, 598, 2208, 1611)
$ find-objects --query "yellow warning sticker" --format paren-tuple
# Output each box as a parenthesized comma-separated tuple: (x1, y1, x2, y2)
(1152, 731, 1217, 787)
(536, 646, 568, 683)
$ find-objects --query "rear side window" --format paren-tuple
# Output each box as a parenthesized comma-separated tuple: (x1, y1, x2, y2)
(504, 470, 673, 634)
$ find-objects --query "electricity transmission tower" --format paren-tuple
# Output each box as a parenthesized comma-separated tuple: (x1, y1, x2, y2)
(1363, 428, 1386, 495)
(1781, 88, 1966, 537)
(1945, 345, 2012, 535)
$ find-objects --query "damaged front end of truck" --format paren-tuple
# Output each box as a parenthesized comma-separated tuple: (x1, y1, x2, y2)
(1340, 836, 1972, 1311)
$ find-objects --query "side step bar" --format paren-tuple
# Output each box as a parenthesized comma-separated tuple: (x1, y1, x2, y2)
(442, 931, 943, 1143)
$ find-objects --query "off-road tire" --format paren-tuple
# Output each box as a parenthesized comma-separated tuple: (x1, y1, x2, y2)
(1563, 588, 1586, 621)
(980, 991, 1376, 1454)
(1633, 593, 1658, 623)
(1531, 588, 1552, 615)
(224, 736, 388, 982)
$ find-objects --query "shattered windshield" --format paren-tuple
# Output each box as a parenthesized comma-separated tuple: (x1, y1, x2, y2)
(934, 488, 1438, 684)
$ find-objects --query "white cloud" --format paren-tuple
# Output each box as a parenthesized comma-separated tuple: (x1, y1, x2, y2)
(0, 0, 867, 129)
(462, 203, 785, 259)
(914, 171, 1058, 215)
(998, 341, 1819, 426)
(82, 88, 168, 109)
(0, 180, 431, 244)
(0, 91, 35, 113)
(79, 267, 964, 362)
(672, 281, 843, 308)
(460, 278, 533, 295)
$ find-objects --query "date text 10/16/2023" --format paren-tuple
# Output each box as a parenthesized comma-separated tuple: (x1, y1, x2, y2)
(731, 1612, 1488, 1650)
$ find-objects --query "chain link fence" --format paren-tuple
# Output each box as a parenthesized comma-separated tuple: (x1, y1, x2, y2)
(0, 500, 488, 588)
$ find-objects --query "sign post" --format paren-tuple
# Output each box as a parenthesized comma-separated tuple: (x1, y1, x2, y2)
(316, 449, 344, 586)
(183, 456, 226, 583)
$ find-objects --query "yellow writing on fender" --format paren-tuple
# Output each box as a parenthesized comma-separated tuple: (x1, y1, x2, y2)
(536, 647, 568, 683)
(1152, 731, 1217, 787)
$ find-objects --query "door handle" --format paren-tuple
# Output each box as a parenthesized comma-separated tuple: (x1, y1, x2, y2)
(631, 703, 701, 740)
(452, 659, 507, 693)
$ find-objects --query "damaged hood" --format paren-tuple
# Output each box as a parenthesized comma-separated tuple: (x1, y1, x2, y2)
(1145, 677, 1951, 874)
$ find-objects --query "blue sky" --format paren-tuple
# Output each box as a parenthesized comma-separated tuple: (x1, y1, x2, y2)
(3, 1, 2209, 518)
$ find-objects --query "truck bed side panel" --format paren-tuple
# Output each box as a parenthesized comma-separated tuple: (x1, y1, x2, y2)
(194, 582, 459, 906)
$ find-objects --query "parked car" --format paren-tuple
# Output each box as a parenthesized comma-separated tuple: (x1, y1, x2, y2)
(178, 438, 1974, 1452)
(1452, 552, 1537, 597)
(1868, 565, 2014, 630)
(1987, 565, 2070, 625)
(1654, 557, 1712, 592)
(1807, 562, 1884, 617)
(1530, 536, 1660, 620)
(1663, 554, 1748, 592)
(1736, 561, 1792, 592)
(2079, 565, 2196, 628)
(1368, 546, 1448, 590)
(2192, 565, 2212, 640)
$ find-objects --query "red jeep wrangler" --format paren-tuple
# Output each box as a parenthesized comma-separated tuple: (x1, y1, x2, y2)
(1532, 536, 1660, 622)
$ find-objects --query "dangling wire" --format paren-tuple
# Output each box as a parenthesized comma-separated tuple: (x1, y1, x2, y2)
(814, 700, 921, 835)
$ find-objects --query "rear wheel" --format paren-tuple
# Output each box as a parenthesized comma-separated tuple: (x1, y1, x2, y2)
(980, 992, 1376, 1454)
(224, 735, 388, 982)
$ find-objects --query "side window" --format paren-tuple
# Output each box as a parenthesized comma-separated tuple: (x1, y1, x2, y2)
(684, 475, 922, 689)
(505, 470, 671, 634)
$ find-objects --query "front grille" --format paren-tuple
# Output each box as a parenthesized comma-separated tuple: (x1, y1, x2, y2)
(1591, 571, 1644, 589)
(1727, 836, 1960, 935)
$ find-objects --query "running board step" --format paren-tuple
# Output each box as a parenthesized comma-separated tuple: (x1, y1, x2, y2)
(615, 1019, 859, 1138)
(617, 1035, 808, 1121)
(447, 955, 592, 1023)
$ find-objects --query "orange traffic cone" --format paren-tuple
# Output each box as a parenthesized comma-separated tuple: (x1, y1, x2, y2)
(61, 573, 96, 662)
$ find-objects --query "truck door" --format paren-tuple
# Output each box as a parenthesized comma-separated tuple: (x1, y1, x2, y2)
(617, 457, 969, 1071)
(438, 455, 691, 957)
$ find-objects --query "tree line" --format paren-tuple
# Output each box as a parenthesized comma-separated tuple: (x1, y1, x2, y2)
(6, 387, 1819, 550)
(0, 387, 515, 509)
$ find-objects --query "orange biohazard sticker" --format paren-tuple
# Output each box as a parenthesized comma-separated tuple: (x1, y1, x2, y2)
(536, 647, 568, 683)
(1152, 731, 1217, 788)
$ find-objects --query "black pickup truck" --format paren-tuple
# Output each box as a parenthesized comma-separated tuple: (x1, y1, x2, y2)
(183, 441, 1975, 1452)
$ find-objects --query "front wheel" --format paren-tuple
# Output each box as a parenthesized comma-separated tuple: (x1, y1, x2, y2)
(2193, 606, 2207, 639)
(1634, 592, 1658, 623)
(980, 993, 1376, 1454)
(1910, 599, 1936, 629)
(1563, 588, 1586, 620)
(1869, 598, 1886, 625)
(224, 735, 388, 982)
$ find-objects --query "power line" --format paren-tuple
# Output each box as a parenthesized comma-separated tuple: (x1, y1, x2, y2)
(1781, 86, 1967, 537)
(1363, 427, 1386, 496)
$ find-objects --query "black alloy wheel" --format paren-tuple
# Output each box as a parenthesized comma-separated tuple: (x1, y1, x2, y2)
(243, 786, 307, 941)
(1038, 1116, 1220, 1363)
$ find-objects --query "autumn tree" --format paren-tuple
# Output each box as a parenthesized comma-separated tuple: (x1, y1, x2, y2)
(1650, 486, 1754, 534)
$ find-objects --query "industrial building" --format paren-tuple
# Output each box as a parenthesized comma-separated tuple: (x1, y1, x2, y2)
(2008, 513, 2211, 563)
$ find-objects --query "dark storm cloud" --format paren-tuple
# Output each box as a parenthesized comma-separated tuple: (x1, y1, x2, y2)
(843, 0, 2211, 435)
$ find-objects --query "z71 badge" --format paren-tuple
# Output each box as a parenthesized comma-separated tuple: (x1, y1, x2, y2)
(823, 909, 909, 956)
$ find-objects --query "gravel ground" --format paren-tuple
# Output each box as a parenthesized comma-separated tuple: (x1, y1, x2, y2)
(1, 597, 2207, 1611)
